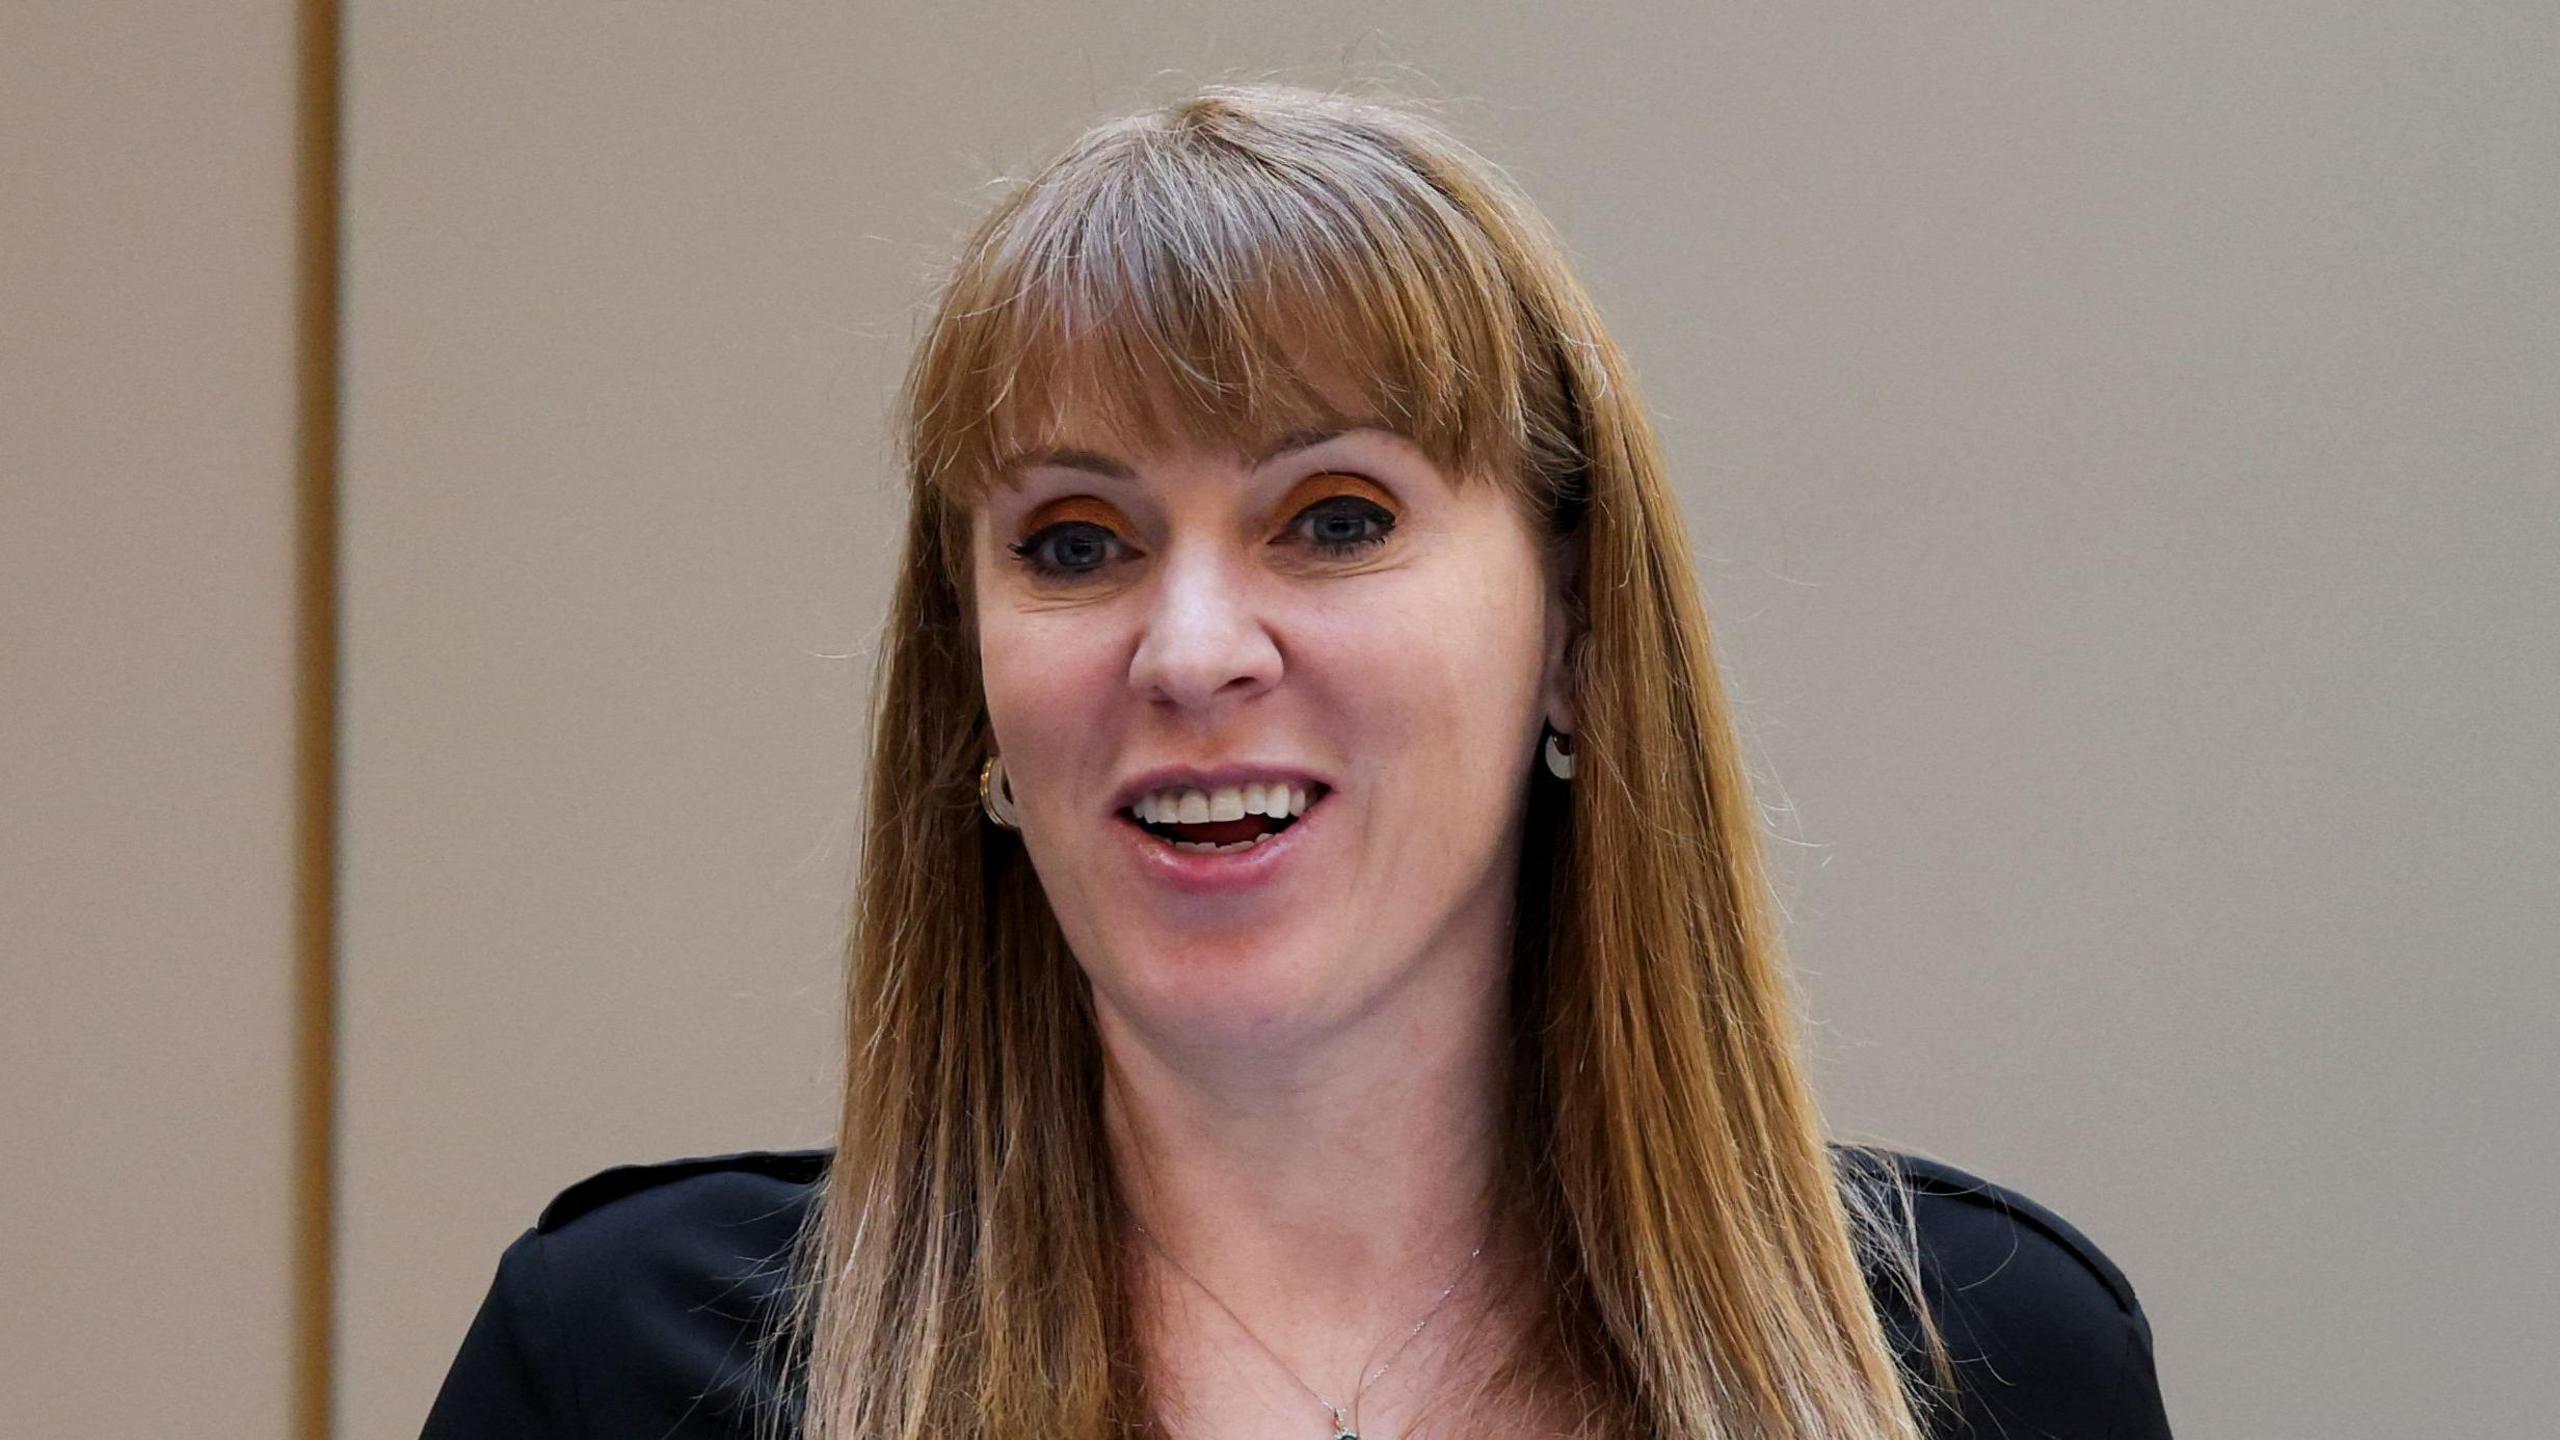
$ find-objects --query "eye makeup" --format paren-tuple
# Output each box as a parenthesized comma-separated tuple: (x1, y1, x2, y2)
(1273, 470, 1399, 519)
(1005, 495, 1135, 583)
(1019, 494, 1126, 535)
(998, 469, 1407, 585)
(1270, 471, 1401, 561)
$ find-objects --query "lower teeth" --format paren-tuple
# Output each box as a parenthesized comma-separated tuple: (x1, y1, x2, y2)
(1169, 832, 1275, 854)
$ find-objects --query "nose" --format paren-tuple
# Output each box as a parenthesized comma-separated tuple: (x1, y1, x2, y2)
(1126, 542, 1283, 714)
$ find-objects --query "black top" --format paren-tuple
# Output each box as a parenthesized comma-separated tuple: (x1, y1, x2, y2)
(421, 1146, 2172, 1439)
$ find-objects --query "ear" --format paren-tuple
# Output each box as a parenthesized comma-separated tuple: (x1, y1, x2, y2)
(1539, 530, 1582, 735)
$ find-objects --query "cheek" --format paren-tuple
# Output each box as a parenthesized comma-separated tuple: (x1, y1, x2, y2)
(1317, 563, 1547, 762)
(976, 614, 1038, 726)
(977, 612, 1122, 786)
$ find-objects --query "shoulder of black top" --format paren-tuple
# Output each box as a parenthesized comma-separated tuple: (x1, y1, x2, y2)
(527, 1143, 2139, 1321)
(1826, 1140, 2145, 1319)
(536, 1146, 833, 1234)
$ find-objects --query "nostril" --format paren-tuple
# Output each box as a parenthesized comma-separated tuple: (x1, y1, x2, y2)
(1126, 618, 1287, 710)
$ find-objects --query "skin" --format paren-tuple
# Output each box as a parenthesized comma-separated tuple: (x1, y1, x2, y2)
(970, 405, 1577, 1437)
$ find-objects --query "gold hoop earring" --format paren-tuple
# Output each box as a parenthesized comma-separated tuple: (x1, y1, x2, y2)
(979, 753, 1023, 830)
(1543, 728, 1576, 781)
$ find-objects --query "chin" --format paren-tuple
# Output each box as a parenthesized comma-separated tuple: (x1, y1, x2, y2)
(1094, 925, 1350, 1036)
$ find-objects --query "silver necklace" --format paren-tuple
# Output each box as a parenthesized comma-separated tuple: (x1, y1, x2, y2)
(1132, 1220, 1487, 1440)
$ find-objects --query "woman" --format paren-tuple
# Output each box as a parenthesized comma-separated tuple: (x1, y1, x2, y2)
(425, 84, 2171, 1440)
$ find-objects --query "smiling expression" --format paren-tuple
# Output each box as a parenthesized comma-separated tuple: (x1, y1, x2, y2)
(969, 411, 1573, 1049)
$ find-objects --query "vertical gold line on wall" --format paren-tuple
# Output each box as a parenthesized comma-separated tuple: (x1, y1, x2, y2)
(293, 0, 341, 1436)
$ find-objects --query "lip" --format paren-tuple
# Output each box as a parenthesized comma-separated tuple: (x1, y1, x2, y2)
(1114, 782, 1332, 898)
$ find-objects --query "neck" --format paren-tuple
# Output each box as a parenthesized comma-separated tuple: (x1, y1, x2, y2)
(1095, 923, 1520, 1419)
(1102, 979, 1511, 1284)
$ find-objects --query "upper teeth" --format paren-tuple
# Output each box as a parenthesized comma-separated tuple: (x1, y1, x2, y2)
(1130, 782, 1312, 825)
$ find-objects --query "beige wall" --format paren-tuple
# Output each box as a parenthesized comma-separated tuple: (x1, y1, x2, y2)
(2, 3, 304, 1438)
(343, 7, 2560, 1437)
(10, 4, 2555, 1439)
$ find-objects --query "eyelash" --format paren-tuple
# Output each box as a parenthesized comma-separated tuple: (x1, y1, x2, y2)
(1005, 493, 1398, 582)
(1285, 494, 1399, 560)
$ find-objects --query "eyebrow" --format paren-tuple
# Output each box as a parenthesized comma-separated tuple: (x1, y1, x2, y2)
(1002, 446, 1135, 482)
(995, 418, 1397, 484)
(1254, 422, 1389, 466)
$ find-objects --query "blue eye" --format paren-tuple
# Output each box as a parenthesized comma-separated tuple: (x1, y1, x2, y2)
(1008, 521, 1127, 580)
(1286, 495, 1396, 557)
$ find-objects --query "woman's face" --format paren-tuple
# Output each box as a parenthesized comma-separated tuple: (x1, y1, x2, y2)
(970, 409, 1573, 1057)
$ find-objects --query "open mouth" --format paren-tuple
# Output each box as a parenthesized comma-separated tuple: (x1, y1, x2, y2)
(1119, 781, 1329, 855)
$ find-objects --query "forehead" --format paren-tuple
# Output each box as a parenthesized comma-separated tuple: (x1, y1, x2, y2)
(947, 260, 1499, 476)
(971, 325, 1453, 484)
(908, 117, 1553, 515)
(990, 413, 1414, 488)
